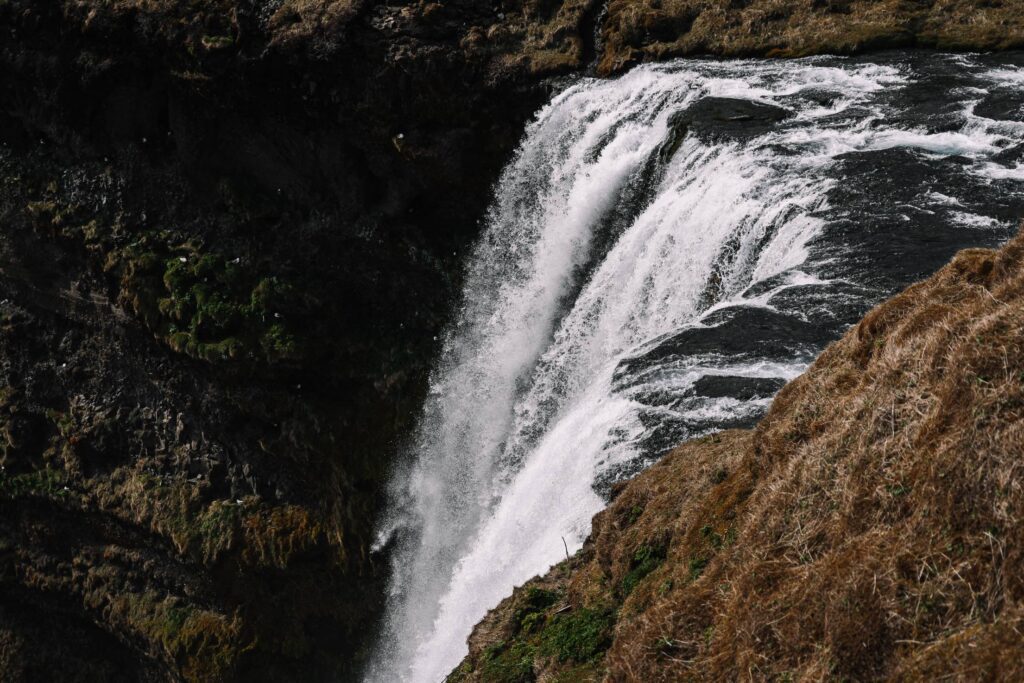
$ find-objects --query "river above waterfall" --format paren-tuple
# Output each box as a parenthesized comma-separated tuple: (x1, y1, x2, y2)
(365, 51, 1024, 683)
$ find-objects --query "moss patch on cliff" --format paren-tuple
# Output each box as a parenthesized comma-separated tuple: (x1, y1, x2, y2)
(117, 239, 304, 364)
(455, 231, 1024, 680)
(107, 592, 245, 681)
(451, 574, 618, 682)
(99, 468, 330, 569)
(23, 181, 308, 366)
(0, 467, 67, 499)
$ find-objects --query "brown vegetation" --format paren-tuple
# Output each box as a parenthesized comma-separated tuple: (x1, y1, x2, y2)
(454, 231, 1024, 681)
(598, 0, 1024, 74)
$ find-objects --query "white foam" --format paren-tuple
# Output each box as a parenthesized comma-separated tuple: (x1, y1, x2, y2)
(950, 210, 1008, 229)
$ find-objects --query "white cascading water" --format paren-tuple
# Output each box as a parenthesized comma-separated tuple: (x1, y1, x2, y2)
(366, 55, 1024, 682)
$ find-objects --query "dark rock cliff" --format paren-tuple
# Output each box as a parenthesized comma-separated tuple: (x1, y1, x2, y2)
(1, 0, 1022, 681)
(0, 1, 573, 679)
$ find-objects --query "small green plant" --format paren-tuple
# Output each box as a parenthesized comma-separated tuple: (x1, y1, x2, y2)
(655, 635, 679, 656)
(700, 524, 723, 549)
(886, 483, 910, 497)
(688, 555, 708, 581)
(621, 543, 667, 596)
(627, 504, 644, 525)
(0, 468, 68, 499)
(201, 34, 235, 51)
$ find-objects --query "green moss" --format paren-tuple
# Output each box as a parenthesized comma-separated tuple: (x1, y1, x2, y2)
(513, 587, 559, 634)
(688, 555, 708, 581)
(621, 543, 667, 596)
(626, 504, 644, 525)
(260, 323, 298, 361)
(445, 660, 473, 683)
(700, 524, 723, 549)
(539, 607, 616, 664)
(117, 242, 304, 364)
(250, 277, 293, 311)
(198, 500, 244, 542)
(456, 593, 615, 680)
(480, 640, 536, 683)
(0, 468, 67, 499)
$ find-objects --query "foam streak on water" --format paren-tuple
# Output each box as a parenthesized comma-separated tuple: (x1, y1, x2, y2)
(367, 54, 1024, 682)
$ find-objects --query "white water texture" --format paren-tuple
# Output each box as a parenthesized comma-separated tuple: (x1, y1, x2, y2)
(367, 56, 1024, 682)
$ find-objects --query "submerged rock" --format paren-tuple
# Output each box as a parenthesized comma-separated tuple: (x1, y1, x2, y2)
(615, 306, 823, 382)
(660, 97, 793, 160)
(688, 374, 786, 400)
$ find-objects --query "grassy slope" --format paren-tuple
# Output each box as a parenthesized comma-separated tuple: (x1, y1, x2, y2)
(452, 231, 1024, 681)
(597, 0, 1024, 74)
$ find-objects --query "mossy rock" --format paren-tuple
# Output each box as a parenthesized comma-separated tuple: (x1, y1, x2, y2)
(115, 239, 304, 365)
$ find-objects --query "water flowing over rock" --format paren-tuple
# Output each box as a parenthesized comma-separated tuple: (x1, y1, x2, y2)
(452, 226, 1024, 683)
(368, 53, 1024, 682)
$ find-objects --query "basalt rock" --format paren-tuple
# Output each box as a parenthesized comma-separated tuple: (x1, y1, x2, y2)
(0, 0, 577, 679)
(659, 96, 792, 160)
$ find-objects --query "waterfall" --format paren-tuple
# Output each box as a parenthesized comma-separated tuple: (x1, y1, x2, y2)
(366, 53, 1024, 683)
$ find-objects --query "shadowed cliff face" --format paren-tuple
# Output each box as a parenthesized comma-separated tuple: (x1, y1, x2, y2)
(0, 0, 1023, 681)
(0, 1, 564, 680)
(452, 231, 1024, 682)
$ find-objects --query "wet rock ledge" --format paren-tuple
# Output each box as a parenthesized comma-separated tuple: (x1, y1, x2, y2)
(0, 0, 1022, 681)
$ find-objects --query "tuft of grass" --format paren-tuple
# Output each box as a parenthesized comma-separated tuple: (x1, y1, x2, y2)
(687, 555, 708, 582)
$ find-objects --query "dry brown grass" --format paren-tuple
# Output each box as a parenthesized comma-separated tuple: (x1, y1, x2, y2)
(56, 0, 1024, 81)
(455, 232, 1024, 681)
(597, 0, 1024, 74)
